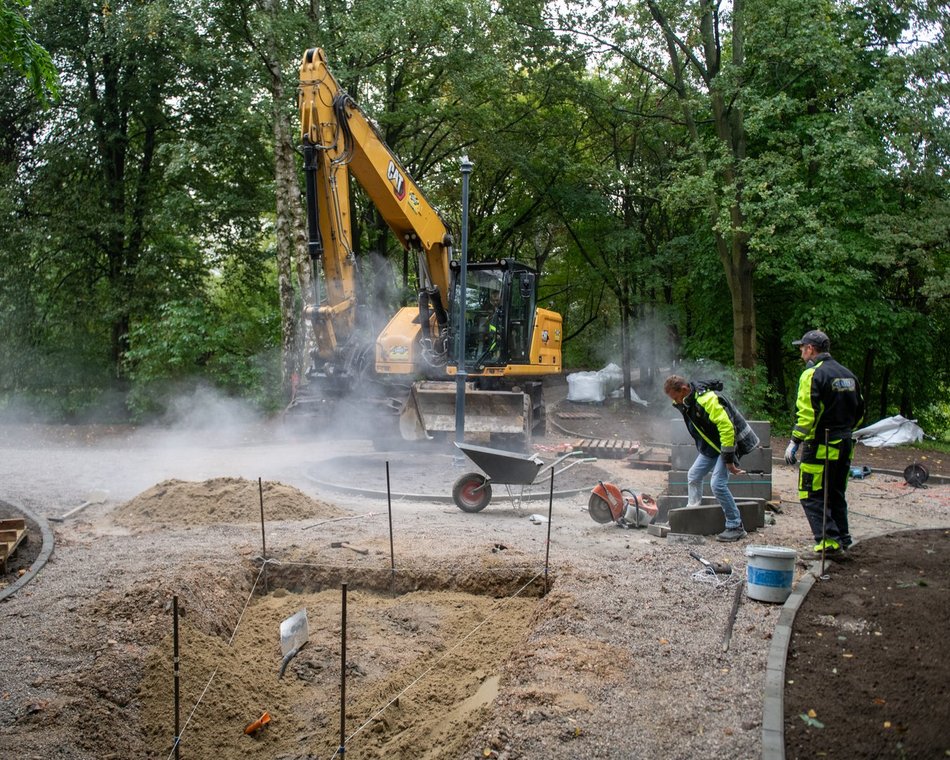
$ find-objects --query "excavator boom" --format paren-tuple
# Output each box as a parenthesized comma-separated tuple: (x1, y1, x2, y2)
(299, 48, 451, 300)
(292, 48, 562, 445)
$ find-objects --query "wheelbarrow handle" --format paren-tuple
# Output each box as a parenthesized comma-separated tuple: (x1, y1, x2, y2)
(550, 456, 597, 479)
(536, 450, 590, 479)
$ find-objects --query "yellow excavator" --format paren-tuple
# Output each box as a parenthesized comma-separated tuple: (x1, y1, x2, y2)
(291, 48, 562, 444)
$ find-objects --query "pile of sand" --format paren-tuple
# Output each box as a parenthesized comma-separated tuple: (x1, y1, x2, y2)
(112, 477, 345, 529)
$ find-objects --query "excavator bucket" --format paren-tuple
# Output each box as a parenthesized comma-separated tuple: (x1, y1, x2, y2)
(399, 381, 541, 444)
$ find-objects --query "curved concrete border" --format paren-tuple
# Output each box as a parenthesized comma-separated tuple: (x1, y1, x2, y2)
(0, 499, 55, 602)
(306, 475, 590, 504)
(761, 559, 822, 759)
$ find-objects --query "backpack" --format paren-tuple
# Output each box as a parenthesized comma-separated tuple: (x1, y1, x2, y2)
(695, 379, 760, 458)
(695, 379, 724, 393)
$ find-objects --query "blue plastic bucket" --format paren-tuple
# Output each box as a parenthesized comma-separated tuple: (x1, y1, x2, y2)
(745, 545, 797, 603)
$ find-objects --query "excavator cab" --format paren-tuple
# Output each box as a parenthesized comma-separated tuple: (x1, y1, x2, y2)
(450, 260, 536, 372)
(397, 259, 553, 445)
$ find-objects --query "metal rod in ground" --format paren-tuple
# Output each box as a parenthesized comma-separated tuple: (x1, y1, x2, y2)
(386, 461, 395, 596)
(819, 430, 830, 579)
(543, 468, 554, 595)
(259, 477, 269, 594)
(338, 582, 348, 757)
(173, 595, 181, 760)
(721, 579, 745, 653)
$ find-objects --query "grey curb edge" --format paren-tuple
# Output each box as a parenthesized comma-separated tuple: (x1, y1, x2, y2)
(760, 531, 923, 759)
(761, 557, 823, 760)
(0, 499, 55, 603)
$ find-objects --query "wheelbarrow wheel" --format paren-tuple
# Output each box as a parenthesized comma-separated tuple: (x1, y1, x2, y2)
(452, 473, 492, 513)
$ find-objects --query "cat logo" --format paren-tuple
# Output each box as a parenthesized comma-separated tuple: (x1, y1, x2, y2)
(387, 160, 407, 200)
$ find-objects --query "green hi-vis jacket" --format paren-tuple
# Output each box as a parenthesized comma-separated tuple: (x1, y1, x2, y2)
(675, 382, 760, 464)
(792, 354, 865, 445)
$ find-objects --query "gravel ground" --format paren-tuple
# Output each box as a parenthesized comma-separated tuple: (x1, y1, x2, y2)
(0, 408, 948, 759)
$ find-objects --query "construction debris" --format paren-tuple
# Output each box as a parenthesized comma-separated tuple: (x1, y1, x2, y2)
(0, 518, 27, 573)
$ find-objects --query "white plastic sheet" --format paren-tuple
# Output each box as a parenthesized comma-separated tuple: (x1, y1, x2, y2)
(854, 415, 925, 448)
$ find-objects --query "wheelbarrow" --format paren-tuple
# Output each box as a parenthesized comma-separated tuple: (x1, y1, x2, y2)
(451, 441, 595, 512)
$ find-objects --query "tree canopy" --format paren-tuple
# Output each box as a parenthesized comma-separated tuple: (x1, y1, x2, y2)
(0, 0, 946, 434)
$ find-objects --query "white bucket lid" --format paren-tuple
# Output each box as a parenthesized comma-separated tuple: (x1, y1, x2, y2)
(745, 544, 797, 559)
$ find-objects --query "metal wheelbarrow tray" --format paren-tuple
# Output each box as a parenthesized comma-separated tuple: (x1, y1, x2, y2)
(451, 441, 593, 512)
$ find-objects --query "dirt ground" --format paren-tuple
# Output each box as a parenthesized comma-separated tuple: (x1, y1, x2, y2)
(1, 389, 948, 759)
(783, 528, 950, 759)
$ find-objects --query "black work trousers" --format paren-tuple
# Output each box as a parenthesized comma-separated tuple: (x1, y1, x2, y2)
(798, 439, 855, 546)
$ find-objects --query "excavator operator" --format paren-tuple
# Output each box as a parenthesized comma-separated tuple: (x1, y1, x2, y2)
(485, 289, 503, 360)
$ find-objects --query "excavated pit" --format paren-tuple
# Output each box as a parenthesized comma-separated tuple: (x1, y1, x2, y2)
(138, 559, 548, 759)
(103, 475, 555, 758)
(262, 559, 553, 598)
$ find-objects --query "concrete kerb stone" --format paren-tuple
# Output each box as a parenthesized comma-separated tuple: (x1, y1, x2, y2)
(0, 498, 55, 602)
(667, 501, 766, 535)
(760, 558, 821, 760)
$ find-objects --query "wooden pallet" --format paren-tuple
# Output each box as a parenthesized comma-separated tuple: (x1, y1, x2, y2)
(572, 439, 639, 458)
(0, 517, 27, 574)
(556, 411, 603, 420)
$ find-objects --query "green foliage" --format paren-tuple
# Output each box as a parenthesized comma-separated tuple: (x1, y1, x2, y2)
(0, 0, 946, 438)
(910, 395, 950, 445)
(909, 439, 950, 455)
(0, 0, 59, 104)
(124, 282, 282, 419)
(731, 366, 783, 426)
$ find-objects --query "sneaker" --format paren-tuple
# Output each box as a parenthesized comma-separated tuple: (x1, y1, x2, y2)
(812, 538, 841, 555)
(716, 527, 747, 542)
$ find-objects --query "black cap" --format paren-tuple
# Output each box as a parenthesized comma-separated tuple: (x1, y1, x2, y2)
(792, 330, 830, 350)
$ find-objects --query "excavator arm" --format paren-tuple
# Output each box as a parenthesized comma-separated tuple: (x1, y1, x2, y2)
(298, 48, 453, 372)
(293, 48, 562, 445)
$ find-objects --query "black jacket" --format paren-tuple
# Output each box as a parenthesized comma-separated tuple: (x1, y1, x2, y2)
(675, 382, 760, 464)
(792, 354, 865, 444)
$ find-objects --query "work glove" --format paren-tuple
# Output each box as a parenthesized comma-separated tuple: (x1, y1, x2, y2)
(784, 440, 800, 465)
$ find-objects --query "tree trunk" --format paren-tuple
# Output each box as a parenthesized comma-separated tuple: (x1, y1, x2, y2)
(708, 1, 755, 369)
(620, 302, 632, 409)
(763, 318, 785, 402)
(646, 0, 757, 369)
(879, 365, 890, 420)
(255, 0, 310, 403)
(899, 389, 912, 420)
(271, 73, 308, 402)
(862, 347, 875, 419)
(718, 234, 756, 368)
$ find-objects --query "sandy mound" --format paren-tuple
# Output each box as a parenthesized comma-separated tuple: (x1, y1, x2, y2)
(112, 477, 346, 529)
